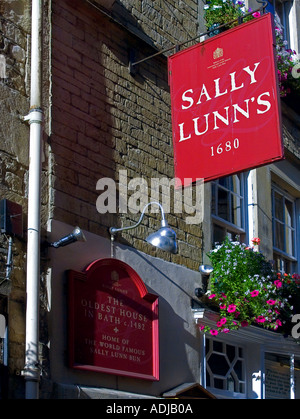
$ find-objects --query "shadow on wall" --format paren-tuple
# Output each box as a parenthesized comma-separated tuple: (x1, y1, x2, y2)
(50, 0, 172, 243)
(127, 248, 202, 388)
(45, 220, 202, 398)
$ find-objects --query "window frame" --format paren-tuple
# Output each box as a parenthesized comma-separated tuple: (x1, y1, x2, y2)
(271, 183, 298, 273)
(204, 336, 247, 398)
(211, 172, 248, 246)
(197, 308, 300, 399)
(267, 0, 294, 48)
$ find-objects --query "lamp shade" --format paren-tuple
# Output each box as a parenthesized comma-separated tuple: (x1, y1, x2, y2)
(199, 264, 213, 274)
(72, 226, 86, 242)
(109, 201, 177, 254)
(50, 226, 86, 248)
(146, 225, 177, 254)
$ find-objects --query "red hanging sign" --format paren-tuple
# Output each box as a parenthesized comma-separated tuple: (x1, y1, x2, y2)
(168, 14, 283, 185)
(68, 258, 159, 380)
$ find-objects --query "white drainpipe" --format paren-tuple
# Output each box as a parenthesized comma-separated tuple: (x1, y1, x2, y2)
(23, 0, 43, 399)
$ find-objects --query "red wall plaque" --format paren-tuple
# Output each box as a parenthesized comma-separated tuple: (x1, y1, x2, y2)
(68, 258, 159, 380)
(168, 14, 284, 185)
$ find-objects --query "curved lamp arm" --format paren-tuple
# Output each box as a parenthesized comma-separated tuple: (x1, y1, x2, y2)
(109, 201, 167, 235)
(109, 201, 177, 254)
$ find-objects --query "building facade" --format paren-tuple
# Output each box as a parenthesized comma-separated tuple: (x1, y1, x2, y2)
(0, 0, 299, 399)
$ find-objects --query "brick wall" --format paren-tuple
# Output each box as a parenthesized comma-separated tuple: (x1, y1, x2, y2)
(0, 0, 299, 399)
(0, 0, 30, 397)
(108, 0, 200, 48)
(0, 0, 51, 397)
(50, 0, 203, 270)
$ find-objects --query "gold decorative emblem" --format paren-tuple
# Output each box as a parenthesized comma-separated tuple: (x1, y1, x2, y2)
(213, 47, 223, 60)
(111, 270, 119, 283)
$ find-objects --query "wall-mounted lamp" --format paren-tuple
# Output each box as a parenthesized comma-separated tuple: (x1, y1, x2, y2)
(49, 226, 86, 248)
(109, 201, 177, 254)
(199, 264, 213, 275)
(195, 265, 214, 298)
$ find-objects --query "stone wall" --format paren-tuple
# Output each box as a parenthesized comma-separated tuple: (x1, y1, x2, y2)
(50, 0, 203, 271)
(1, 0, 298, 399)
(0, 0, 30, 398)
(0, 0, 203, 398)
(0, 0, 51, 398)
(107, 0, 200, 49)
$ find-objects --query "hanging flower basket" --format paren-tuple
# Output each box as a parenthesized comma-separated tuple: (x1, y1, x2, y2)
(204, 0, 253, 33)
(199, 237, 300, 339)
(275, 25, 300, 97)
(204, 0, 300, 97)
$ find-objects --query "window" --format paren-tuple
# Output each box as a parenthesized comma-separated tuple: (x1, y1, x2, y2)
(200, 331, 300, 398)
(205, 337, 246, 395)
(271, 185, 297, 273)
(211, 173, 247, 245)
(265, 353, 300, 399)
(267, 0, 293, 47)
(198, 308, 300, 398)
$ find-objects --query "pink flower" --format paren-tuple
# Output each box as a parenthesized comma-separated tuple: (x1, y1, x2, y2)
(219, 304, 226, 310)
(267, 299, 276, 305)
(274, 279, 282, 288)
(216, 318, 227, 327)
(208, 294, 216, 299)
(210, 329, 218, 336)
(250, 290, 259, 297)
(276, 319, 282, 326)
(199, 325, 205, 331)
(222, 328, 230, 333)
(241, 320, 249, 327)
(252, 11, 261, 18)
(228, 304, 237, 313)
(256, 316, 266, 323)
